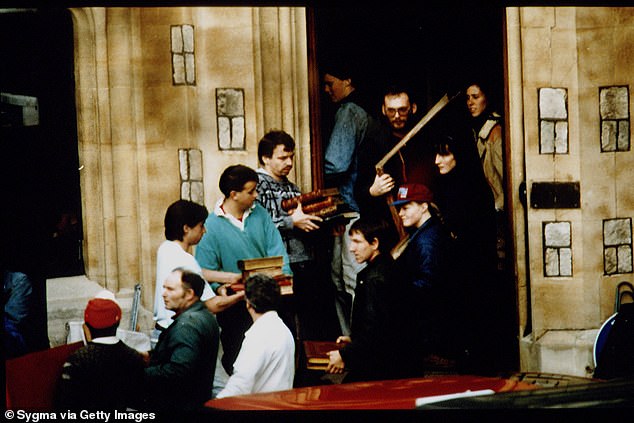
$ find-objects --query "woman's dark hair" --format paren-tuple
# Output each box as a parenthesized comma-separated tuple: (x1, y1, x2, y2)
(164, 200, 209, 241)
(258, 130, 295, 166)
(435, 133, 483, 176)
(245, 273, 281, 314)
(218, 164, 258, 197)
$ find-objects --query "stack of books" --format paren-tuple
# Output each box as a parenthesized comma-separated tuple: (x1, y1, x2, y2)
(232, 256, 293, 295)
(282, 188, 357, 224)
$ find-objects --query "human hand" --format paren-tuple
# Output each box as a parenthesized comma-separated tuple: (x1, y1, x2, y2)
(336, 335, 351, 344)
(291, 202, 323, 232)
(326, 350, 345, 374)
(369, 173, 395, 196)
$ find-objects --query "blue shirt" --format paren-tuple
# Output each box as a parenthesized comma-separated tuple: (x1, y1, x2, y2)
(324, 98, 372, 212)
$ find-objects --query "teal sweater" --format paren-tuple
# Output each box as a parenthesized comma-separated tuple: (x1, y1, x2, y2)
(195, 202, 291, 277)
(195, 202, 291, 373)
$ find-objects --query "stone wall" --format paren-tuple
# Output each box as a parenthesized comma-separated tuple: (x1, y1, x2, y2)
(508, 7, 634, 375)
(69, 7, 311, 310)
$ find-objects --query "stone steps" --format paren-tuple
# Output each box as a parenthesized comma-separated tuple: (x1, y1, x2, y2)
(46, 275, 153, 347)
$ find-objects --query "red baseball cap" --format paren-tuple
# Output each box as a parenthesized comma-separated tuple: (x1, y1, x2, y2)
(390, 183, 434, 206)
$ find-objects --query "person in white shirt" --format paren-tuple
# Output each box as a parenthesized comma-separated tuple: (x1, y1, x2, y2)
(216, 274, 295, 398)
(153, 199, 243, 331)
(153, 199, 244, 398)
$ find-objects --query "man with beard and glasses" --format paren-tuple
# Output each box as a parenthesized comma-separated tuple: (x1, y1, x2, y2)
(355, 85, 439, 248)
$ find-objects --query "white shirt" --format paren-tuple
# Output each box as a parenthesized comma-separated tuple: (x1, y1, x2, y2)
(153, 240, 214, 329)
(216, 311, 295, 398)
(213, 198, 254, 231)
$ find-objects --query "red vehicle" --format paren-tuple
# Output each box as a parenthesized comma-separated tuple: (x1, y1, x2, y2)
(205, 374, 545, 410)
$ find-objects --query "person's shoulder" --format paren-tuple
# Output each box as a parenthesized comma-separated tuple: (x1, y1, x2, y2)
(178, 304, 218, 328)
(116, 342, 147, 365)
(251, 202, 271, 216)
(157, 239, 178, 254)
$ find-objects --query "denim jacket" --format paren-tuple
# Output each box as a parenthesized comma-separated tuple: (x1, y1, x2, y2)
(324, 93, 373, 212)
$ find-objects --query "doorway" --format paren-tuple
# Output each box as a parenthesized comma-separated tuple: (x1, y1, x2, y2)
(1, 8, 84, 280)
(309, 4, 518, 371)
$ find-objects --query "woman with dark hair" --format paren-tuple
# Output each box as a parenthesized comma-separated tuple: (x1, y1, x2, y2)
(433, 133, 500, 375)
(154, 200, 243, 332)
(466, 81, 508, 276)
(465, 81, 504, 212)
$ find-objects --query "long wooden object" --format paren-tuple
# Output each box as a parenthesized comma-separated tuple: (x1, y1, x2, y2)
(374, 92, 459, 259)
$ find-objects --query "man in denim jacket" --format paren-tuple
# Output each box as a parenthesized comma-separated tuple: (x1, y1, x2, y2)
(322, 61, 377, 335)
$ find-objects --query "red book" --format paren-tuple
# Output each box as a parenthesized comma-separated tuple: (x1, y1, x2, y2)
(303, 340, 345, 370)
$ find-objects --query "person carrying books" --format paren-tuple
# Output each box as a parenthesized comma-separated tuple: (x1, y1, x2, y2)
(195, 164, 291, 376)
(256, 130, 340, 343)
(216, 274, 295, 398)
(325, 218, 417, 382)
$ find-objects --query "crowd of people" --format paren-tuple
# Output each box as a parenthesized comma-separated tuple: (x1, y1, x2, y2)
(4, 66, 514, 412)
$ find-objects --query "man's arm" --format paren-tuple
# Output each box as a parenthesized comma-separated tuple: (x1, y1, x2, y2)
(324, 104, 361, 177)
(262, 210, 293, 275)
(204, 290, 245, 313)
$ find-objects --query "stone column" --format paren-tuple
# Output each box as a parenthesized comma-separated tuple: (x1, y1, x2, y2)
(253, 7, 312, 192)
(106, 8, 141, 293)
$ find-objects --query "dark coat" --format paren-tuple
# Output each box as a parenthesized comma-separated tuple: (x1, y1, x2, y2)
(340, 253, 416, 381)
(354, 120, 438, 248)
(55, 340, 146, 410)
(434, 133, 499, 373)
(144, 301, 219, 410)
(396, 216, 452, 357)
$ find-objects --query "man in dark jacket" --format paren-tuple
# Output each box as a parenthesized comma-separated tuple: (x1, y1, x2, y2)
(355, 85, 438, 249)
(325, 218, 416, 382)
(144, 268, 219, 410)
(55, 292, 146, 410)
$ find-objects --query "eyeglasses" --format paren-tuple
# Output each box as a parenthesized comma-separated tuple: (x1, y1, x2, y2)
(385, 106, 411, 117)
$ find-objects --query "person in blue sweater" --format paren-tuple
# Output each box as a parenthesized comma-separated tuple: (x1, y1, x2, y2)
(195, 164, 291, 375)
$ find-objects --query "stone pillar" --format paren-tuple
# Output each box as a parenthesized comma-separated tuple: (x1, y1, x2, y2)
(106, 8, 141, 293)
(253, 7, 312, 192)
(71, 8, 120, 292)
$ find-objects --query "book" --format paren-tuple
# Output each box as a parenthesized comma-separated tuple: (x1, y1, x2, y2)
(303, 340, 345, 370)
(281, 188, 340, 212)
(320, 210, 358, 225)
(237, 256, 284, 271)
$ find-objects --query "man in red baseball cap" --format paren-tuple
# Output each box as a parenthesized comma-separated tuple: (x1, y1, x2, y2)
(55, 292, 145, 410)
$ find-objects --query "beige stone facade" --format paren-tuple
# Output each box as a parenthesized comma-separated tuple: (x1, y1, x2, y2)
(70, 7, 311, 309)
(62, 6, 633, 376)
(507, 7, 634, 376)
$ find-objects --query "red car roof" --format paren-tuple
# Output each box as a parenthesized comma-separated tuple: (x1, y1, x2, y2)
(206, 375, 540, 410)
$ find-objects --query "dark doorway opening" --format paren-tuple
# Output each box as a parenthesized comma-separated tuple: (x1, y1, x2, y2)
(310, 4, 518, 372)
(312, 4, 505, 121)
(1, 8, 82, 353)
(1, 8, 84, 280)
